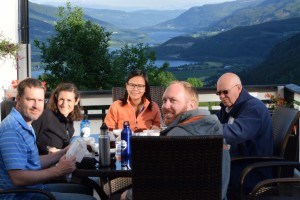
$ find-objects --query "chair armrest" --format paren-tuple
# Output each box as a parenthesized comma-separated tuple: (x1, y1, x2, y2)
(0, 188, 56, 200)
(239, 161, 300, 197)
(249, 177, 300, 200)
(231, 156, 283, 163)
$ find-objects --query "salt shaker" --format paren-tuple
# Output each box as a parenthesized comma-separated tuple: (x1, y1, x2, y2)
(99, 123, 111, 167)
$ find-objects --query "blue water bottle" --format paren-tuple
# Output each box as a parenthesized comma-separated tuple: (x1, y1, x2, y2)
(80, 114, 90, 137)
(121, 121, 132, 167)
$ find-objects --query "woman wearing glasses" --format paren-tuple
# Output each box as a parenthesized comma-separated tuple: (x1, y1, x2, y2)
(105, 70, 161, 132)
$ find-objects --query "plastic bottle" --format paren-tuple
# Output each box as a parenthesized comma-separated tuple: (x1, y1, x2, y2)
(80, 114, 90, 137)
(121, 121, 132, 167)
(99, 123, 111, 167)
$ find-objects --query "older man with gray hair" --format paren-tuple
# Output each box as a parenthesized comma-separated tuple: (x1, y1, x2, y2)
(216, 72, 273, 197)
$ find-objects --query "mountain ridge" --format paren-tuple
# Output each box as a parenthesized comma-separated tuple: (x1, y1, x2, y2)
(154, 17, 300, 66)
(209, 0, 300, 31)
(141, 0, 263, 32)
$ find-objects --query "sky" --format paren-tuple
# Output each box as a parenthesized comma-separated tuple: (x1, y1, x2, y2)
(30, 0, 237, 11)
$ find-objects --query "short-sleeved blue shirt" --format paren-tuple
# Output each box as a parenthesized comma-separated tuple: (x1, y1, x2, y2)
(0, 108, 43, 199)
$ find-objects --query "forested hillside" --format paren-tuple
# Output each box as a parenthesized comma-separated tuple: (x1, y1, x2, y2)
(143, 0, 262, 32)
(154, 17, 300, 66)
(210, 0, 300, 31)
(241, 32, 300, 85)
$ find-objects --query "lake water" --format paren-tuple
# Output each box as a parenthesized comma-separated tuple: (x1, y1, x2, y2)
(31, 59, 195, 78)
(155, 60, 196, 67)
(148, 31, 188, 44)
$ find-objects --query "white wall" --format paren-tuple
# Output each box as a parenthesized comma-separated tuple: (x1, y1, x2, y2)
(0, 0, 19, 102)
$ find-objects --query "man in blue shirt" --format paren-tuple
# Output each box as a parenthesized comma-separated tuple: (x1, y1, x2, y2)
(216, 73, 273, 197)
(0, 78, 95, 200)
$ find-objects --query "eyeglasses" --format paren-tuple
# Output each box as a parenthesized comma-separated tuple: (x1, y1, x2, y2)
(127, 83, 145, 90)
(216, 85, 238, 96)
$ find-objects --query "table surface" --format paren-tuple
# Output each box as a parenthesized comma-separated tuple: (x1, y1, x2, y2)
(73, 161, 131, 178)
(74, 133, 132, 176)
(74, 155, 132, 178)
(72, 135, 132, 200)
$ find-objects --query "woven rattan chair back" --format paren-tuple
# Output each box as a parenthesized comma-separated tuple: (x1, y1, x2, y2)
(1, 100, 17, 121)
(249, 177, 300, 199)
(102, 177, 132, 196)
(272, 106, 300, 157)
(131, 135, 223, 200)
(112, 87, 126, 102)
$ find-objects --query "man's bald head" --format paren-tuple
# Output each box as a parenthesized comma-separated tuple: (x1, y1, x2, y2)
(216, 73, 242, 108)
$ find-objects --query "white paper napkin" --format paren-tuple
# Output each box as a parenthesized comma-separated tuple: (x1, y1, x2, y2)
(66, 138, 87, 162)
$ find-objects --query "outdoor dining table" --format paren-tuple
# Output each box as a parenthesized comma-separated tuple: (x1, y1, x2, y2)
(72, 133, 158, 200)
(73, 154, 132, 200)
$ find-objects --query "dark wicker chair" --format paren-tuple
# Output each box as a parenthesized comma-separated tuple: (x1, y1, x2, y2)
(130, 135, 224, 200)
(250, 178, 300, 200)
(102, 176, 132, 197)
(0, 188, 56, 199)
(112, 87, 125, 101)
(234, 106, 300, 199)
(246, 161, 300, 200)
(1, 99, 17, 121)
